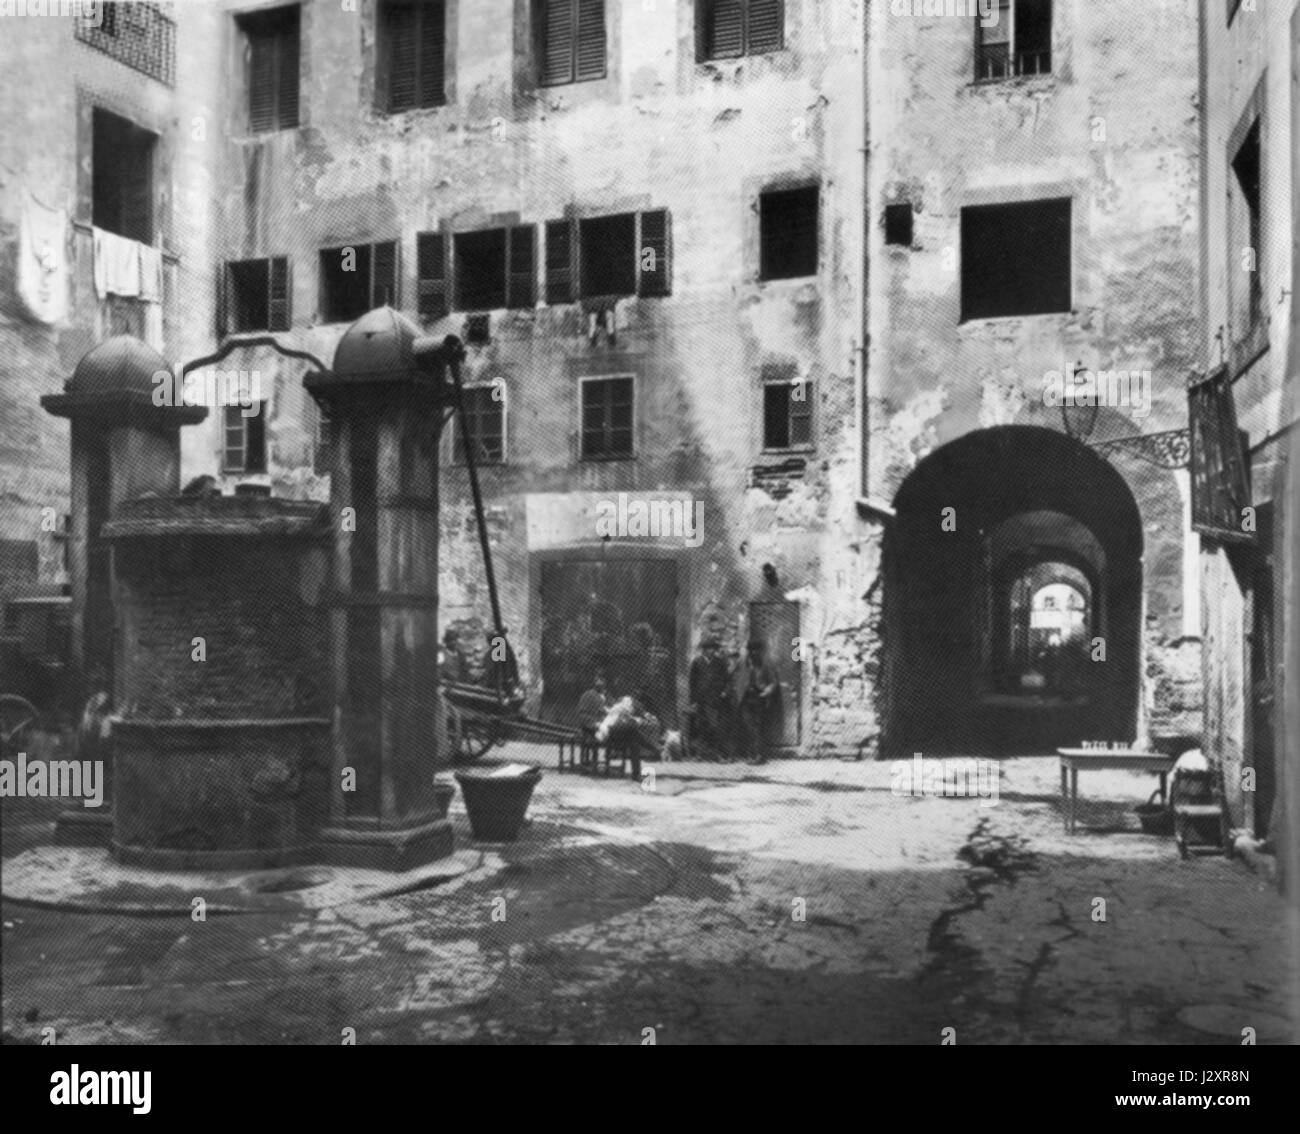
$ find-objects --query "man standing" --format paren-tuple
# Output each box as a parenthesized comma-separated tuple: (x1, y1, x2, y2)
(732, 638, 779, 766)
(688, 637, 731, 761)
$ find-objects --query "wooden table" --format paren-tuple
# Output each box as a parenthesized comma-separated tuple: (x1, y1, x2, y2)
(1056, 749, 1177, 834)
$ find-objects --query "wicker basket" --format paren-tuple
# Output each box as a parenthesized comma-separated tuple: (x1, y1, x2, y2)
(1135, 790, 1174, 836)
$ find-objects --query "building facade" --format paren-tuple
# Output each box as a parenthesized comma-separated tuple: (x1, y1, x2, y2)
(1194, 0, 1296, 857)
(2, 1, 1220, 758)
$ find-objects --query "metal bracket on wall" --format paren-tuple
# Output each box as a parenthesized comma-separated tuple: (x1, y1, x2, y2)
(1090, 428, 1191, 470)
(180, 335, 328, 379)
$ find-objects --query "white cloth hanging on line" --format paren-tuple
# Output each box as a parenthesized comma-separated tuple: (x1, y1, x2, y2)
(18, 192, 69, 324)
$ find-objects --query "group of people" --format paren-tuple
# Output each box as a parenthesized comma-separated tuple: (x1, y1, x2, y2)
(574, 636, 781, 771)
(687, 636, 780, 765)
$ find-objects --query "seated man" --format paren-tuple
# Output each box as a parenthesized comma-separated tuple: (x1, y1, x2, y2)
(596, 690, 661, 781)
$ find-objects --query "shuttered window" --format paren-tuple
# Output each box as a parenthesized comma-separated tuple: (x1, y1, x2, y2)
(637, 209, 671, 298)
(545, 219, 574, 304)
(223, 257, 292, 334)
(507, 225, 537, 309)
(538, 0, 606, 86)
(380, 0, 447, 113)
(417, 232, 449, 319)
(544, 210, 672, 302)
(242, 6, 299, 133)
(699, 0, 783, 61)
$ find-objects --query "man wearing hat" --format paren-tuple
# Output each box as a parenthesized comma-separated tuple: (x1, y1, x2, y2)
(688, 636, 731, 761)
(731, 637, 779, 766)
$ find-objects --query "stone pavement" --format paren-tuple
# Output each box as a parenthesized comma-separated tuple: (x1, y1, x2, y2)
(1, 746, 1294, 1044)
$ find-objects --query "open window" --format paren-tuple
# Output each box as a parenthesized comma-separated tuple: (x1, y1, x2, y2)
(763, 376, 814, 451)
(319, 241, 398, 323)
(449, 226, 536, 312)
(1230, 117, 1263, 336)
(759, 186, 818, 281)
(223, 402, 268, 475)
(240, 5, 299, 133)
(92, 108, 156, 244)
(975, 0, 1051, 82)
(543, 210, 671, 302)
(960, 198, 1071, 321)
(222, 257, 291, 334)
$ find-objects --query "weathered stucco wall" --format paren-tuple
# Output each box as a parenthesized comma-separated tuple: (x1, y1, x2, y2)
(863, 0, 1204, 746)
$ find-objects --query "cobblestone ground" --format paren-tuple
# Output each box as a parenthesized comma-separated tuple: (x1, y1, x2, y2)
(2, 744, 1295, 1045)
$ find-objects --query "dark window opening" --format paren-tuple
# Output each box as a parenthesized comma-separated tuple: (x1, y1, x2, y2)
(960, 198, 1071, 321)
(581, 377, 634, 460)
(379, 0, 446, 113)
(240, 5, 299, 132)
(224, 403, 268, 474)
(538, 0, 606, 87)
(314, 405, 331, 474)
(760, 186, 819, 281)
(546, 210, 670, 303)
(453, 386, 506, 465)
(319, 241, 397, 323)
(698, 0, 784, 61)
(580, 213, 637, 298)
(975, 0, 1051, 82)
(884, 203, 914, 247)
(1231, 118, 1263, 331)
(91, 108, 156, 244)
(225, 257, 290, 333)
(451, 226, 536, 312)
(763, 380, 813, 450)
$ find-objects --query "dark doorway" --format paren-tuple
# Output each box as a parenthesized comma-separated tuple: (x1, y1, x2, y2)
(749, 601, 801, 748)
(539, 559, 678, 727)
(882, 427, 1143, 756)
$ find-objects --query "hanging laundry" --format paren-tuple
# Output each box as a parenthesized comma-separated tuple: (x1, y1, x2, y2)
(138, 243, 163, 303)
(17, 192, 69, 324)
(92, 226, 142, 299)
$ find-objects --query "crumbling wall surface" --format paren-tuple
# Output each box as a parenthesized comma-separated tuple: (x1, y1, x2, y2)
(202, 0, 866, 751)
(1200, 544, 1248, 829)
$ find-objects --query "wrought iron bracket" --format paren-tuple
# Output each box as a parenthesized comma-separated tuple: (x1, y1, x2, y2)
(1090, 428, 1191, 469)
(180, 335, 328, 378)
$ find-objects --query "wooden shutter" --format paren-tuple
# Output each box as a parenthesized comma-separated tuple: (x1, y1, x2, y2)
(387, 2, 419, 112)
(418, 0, 447, 107)
(507, 226, 537, 309)
(249, 29, 277, 132)
(371, 241, 398, 308)
(545, 219, 574, 304)
(705, 1, 744, 59)
(540, 0, 574, 85)
(217, 262, 231, 338)
(122, 131, 154, 244)
(278, 16, 300, 128)
(575, 0, 606, 81)
(268, 256, 291, 331)
(417, 232, 449, 319)
(637, 210, 671, 298)
(746, 0, 784, 53)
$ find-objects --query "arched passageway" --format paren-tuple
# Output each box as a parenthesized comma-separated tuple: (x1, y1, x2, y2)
(881, 426, 1144, 756)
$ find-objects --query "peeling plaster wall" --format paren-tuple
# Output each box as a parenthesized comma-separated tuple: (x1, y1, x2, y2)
(1197, 0, 1296, 833)
(862, 0, 1204, 745)
(0, 4, 225, 601)
(197, 0, 868, 752)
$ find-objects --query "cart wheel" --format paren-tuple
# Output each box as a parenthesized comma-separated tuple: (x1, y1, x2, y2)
(0, 694, 40, 754)
(455, 719, 499, 764)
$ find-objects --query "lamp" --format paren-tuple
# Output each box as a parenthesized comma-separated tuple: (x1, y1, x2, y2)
(1059, 360, 1098, 442)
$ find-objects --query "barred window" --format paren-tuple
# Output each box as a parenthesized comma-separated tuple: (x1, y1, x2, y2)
(975, 0, 1051, 82)
(77, 2, 176, 87)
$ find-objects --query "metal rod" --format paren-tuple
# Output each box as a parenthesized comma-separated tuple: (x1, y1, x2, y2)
(447, 346, 509, 694)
